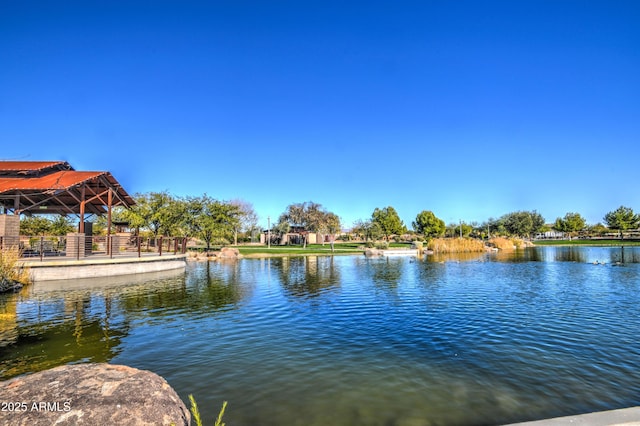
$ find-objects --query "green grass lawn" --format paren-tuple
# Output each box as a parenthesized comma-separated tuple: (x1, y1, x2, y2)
(534, 239, 640, 246)
(235, 243, 365, 256)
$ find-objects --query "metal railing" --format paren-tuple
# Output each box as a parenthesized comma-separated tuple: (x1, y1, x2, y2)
(4, 235, 188, 261)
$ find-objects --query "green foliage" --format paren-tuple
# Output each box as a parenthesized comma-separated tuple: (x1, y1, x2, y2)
(554, 212, 586, 236)
(19, 216, 52, 235)
(412, 210, 445, 237)
(374, 241, 389, 249)
(371, 206, 406, 241)
(588, 222, 609, 236)
(279, 201, 341, 248)
(351, 219, 382, 242)
(19, 215, 75, 236)
(499, 210, 545, 238)
(124, 191, 183, 237)
(186, 195, 241, 251)
(604, 206, 640, 239)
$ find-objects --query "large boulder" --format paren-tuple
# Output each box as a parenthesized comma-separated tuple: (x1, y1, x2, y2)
(217, 247, 243, 259)
(0, 363, 190, 426)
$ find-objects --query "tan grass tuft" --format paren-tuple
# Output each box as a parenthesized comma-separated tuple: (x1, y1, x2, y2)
(0, 246, 31, 285)
(427, 237, 486, 253)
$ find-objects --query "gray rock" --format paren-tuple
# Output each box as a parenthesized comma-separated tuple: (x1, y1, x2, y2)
(0, 363, 190, 426)
(0, 278, 22, 293)
(364, 248, 384, 257)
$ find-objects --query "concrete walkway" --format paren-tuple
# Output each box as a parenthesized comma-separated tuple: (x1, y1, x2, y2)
(510, 407, 640, 426)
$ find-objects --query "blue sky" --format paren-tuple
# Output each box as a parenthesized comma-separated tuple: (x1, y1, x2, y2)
(1, 1, 639, 229)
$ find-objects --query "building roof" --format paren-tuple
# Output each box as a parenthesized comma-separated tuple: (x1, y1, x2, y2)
(0, 161, 72, 176)
(0, 161, 134, 215)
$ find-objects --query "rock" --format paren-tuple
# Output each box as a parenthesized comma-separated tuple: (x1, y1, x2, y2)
(364, 248, 384, 257)
(0, 278, 22, 293)
(218, 247, 242, 259)
(0, 363, 190, 426)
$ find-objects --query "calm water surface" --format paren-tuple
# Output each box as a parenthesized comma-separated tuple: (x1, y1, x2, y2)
(2, 247, 640, 425)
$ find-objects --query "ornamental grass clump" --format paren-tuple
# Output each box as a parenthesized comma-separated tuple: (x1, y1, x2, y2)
(488, 237, 526, 250)
(0, 246, 31, 290)
(427, 237, 486, 253)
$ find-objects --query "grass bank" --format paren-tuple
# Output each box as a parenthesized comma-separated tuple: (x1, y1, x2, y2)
(534, 239, 640, 246)
(236, 243, 364, 258)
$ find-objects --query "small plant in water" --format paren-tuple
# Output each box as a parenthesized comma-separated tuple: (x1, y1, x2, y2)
(189, 395, 227, 426)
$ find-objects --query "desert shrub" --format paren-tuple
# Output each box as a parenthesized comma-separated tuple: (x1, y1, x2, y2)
(374, 241, 389, 249)
(427, 238, 485, 253)
(488, 237, 526, 250)
(0, 246, 31, 286)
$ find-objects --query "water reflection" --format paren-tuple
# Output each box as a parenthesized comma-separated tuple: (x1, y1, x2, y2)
(610, 246, 640, 264)
(553, 246, 587, 263)
(276, 256, 340, 298)
(2, 250, 640, 425)
(426, 251, 486, 263)
(491, 248, 544, 262)
(0, 290, 128, 379)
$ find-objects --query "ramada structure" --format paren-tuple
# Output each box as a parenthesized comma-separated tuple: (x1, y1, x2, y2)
(0, 160, 134, 222)
(0, 160, 186, 281)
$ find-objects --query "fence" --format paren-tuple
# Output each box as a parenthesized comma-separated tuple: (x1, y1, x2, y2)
(1, 235, 188, 261)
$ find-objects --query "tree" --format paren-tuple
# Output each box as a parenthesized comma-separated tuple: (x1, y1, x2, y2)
(321, 212, 341, 251)
(20, 216, 52, 235)
(124, 191, 181, 238)
(554, 212, 586, 239)
(49, 215, 75, 236)
(499, 210, 545, 238)
(351, 219, 382, 242)
(371, 206, 406, 241)
(230, 199, 259, 245)
(279, 201, 337, 248)
(187, 195, 240, 251)
(604, 206, 640, 239)
(412, 210, 445, 238)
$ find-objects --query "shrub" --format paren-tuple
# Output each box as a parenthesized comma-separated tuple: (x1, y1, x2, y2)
(0, 246, 31, 286)
(427, 238, 485, 253)
(374, 241, 389, 249)
(488, 237, 526, 250)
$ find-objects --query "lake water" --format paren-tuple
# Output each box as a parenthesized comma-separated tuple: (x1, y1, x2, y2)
(2, 246, 640, 425)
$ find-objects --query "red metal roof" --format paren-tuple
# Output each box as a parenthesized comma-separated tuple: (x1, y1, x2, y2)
(0, 171, 104, 192)
(0, 162, 135, 215)
(0, 161, 72, 173)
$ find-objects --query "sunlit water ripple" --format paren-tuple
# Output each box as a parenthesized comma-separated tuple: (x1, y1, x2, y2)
(2, 247, 640, 425)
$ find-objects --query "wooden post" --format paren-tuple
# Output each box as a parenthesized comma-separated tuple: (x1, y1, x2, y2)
(79, 185, 86, 234)
(159, 236, 163, 256)
(107, 189, 112, 256)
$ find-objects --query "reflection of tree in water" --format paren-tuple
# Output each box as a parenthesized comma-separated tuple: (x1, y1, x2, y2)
(0, 292, 128, 380)
(427, 252, 486, 263)
(277, 256, 340, 298)
(610, 246, 640, 264)
(121, 262, 246, 315)
(553, 247, 587, 263)
(489, 247, 543, 263)
(348, 257, 406, 293)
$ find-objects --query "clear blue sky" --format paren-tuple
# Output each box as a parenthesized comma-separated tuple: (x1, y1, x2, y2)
(2, 1, 639, 230)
